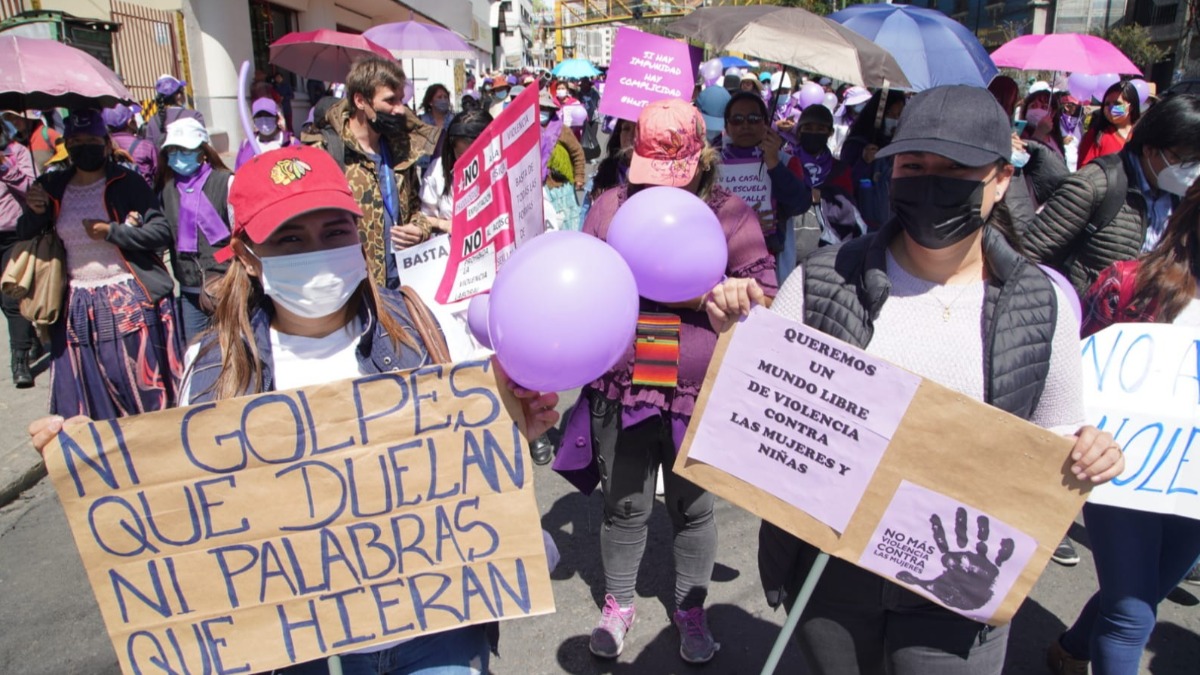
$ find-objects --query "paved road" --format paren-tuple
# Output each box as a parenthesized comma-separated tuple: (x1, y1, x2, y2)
(0, 383, 1197, 674)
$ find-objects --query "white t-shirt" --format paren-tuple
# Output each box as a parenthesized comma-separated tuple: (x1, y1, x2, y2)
(420, 156, 454, 220)
(1174, 296, 1200, 326)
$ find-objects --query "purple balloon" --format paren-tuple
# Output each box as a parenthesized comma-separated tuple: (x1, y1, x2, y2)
(1038, 264, 1082, 331)
(1092, 73, 1120, 103)
(1067, 73, 1097, 103)
(467, 294, 491, 349)
(798, 82, 825, 109)
(822, 92, 838, 112)
(607, 186, 728, 303)
(699, 59, 723, 83)
(1130, 78, 1151, 105)
(488, 231, 639, 392)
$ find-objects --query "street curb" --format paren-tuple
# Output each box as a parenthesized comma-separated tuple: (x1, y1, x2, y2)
(0, 442, 46, 508)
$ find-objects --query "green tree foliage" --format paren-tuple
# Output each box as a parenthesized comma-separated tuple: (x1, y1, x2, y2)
(1091, 24, 1170, 72)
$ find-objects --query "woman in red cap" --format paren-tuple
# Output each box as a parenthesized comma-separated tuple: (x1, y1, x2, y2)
(26, 144, 562, 675)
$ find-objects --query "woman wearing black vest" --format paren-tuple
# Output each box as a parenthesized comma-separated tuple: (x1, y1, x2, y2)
(156, 117, 233, 344)
(707, 86, 1126, 675)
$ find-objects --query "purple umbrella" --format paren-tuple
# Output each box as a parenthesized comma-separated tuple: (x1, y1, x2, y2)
(362, 21, 475, 60)
(0, 35, 133, 110)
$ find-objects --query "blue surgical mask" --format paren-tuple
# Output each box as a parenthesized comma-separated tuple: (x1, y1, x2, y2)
(1108, 104, 1127, 118)
(494, 89, 509, 101)
(168, 148, 203, 177)
(539, 111, 552, 125)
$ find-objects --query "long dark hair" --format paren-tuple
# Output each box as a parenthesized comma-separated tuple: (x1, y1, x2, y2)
(591, 118, 633, 198)
(1088, 81, 1141, 135)
(847, 89, 906, 147)
(441, 109, 493, 196)
(1130, 179, 1200, 321)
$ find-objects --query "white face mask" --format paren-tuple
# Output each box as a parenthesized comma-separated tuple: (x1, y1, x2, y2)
(254, 244, 368, 319)
(1024, 108, 1050, 128)
(883, 118, 899, 135)
(1154, 149, 1200, 197)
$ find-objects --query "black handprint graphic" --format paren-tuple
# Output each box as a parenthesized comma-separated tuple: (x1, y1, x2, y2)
(895, 507, 1014, 611)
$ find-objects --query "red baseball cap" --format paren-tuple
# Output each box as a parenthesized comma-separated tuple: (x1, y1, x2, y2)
(215, 145, 362, 263)
(629, 98, 706, 188)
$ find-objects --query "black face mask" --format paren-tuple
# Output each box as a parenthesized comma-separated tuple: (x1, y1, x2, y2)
(368, 109, 406, 138)
(799, 132, 828, 156)
(68, 144, 108, 172)
(891, 174, 989, 249)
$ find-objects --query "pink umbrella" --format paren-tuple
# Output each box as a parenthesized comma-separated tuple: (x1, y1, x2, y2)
(270, 30, 394, 83)
(990, 33, 1141, 76)
(363, 21, 475, 60)
(0, 35, 133, 110)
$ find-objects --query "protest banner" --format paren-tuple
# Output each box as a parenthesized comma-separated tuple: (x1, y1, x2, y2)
(1082, 323, 1200, 520)
(676, 308, 1088, 625)
(397, 234, 488, 361)
(45, 360, 554, 675)
(436, 84, 544, 305)
(598, 27, 697, 123)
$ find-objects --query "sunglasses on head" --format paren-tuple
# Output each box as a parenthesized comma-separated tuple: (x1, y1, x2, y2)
(728, 113, 764, 126)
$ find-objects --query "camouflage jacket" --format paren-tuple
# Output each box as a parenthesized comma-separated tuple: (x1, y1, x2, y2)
(305, 99, 441, 286)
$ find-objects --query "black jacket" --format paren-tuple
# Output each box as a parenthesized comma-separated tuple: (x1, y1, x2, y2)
(17, 163, 175, 304)
(1023, 149, 1169, 296)
(759, 219, 1058, 609)
(159, 167, 233, 289)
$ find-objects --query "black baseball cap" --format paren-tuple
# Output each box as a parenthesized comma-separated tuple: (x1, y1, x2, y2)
(877, 85, 1011, 168)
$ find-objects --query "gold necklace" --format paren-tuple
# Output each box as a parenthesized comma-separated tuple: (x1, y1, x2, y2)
(928, 283, 976, 322)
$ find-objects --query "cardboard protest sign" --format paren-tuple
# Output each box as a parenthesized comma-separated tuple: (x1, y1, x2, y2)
(436, 85, 544, 305)
(1082, 324, 1200, 520)
(676, 308, 1088, 625)
(599, 27, 697, 123)
(397, 234, 488, 361)
(45, 360, 554, 675)
(715, 160, 772, 214)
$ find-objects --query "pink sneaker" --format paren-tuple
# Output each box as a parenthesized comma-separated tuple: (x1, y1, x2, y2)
(589, 594, 635, 658)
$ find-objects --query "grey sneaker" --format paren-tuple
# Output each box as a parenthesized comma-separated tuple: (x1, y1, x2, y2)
(1052, 536, 1080, 566)
(673, 606, 720, 664)
(1185, 562, 1200, 586)
(589, 594, 635, 659)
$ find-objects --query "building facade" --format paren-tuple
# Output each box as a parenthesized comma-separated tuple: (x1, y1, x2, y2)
(1, 0, 489, 152)
(491, 0, 532, 69)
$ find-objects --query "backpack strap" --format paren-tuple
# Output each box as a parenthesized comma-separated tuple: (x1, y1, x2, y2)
(318, 126, 347, 172)
(1082, 153, 1127, 240)
(399, 286, 451, 365)
(129, 137, 144, 158)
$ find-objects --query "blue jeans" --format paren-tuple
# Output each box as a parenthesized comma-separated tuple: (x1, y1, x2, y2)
(178, 290, 211, 347)
(273, 625, 490, 675)
(1060, 503, 1200, 675)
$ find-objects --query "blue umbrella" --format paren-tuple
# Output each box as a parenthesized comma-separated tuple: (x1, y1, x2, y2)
(719, 55, 751, 69)
(829, 4, 996, 91)
(552, 58, 601, 79)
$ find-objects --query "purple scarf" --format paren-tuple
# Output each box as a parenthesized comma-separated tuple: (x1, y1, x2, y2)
(175, 163, 230, 253)
(540, 115, 565, 182)
(721, 142, 762, 161)
(797, 148, 834, 188)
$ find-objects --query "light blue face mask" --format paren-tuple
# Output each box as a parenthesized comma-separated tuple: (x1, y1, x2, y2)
(168, 148, 203, 177)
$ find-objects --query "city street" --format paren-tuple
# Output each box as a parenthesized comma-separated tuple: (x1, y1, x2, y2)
(0, 332, 1197, 674)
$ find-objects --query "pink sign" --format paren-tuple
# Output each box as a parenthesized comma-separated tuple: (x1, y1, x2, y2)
(859, 480, 1037, 623)
(687, 308, 920, 533)
(436, 84, 544, 304)
(599, 27, 697, 123)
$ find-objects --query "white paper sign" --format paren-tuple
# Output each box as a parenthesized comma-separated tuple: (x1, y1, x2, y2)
(1083, 324, 1200, 520)
(396, 234, 488, 362)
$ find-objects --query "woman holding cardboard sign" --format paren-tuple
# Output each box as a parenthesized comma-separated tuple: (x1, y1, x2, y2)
(708, 86, 1125, 675)
(1047, 180, 1200, 675)
(28, 145, 562, 675)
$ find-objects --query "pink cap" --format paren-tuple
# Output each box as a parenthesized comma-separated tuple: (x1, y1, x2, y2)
(629, 99, 706, 188)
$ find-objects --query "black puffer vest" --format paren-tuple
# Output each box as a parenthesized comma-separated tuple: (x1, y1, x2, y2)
(759, 219, 1059, 609)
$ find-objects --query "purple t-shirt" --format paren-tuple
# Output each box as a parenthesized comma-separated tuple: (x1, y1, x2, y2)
(582, 183, 778, 443)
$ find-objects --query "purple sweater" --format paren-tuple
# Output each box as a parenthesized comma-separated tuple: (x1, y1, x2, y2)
(0, 142, 34, 232)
